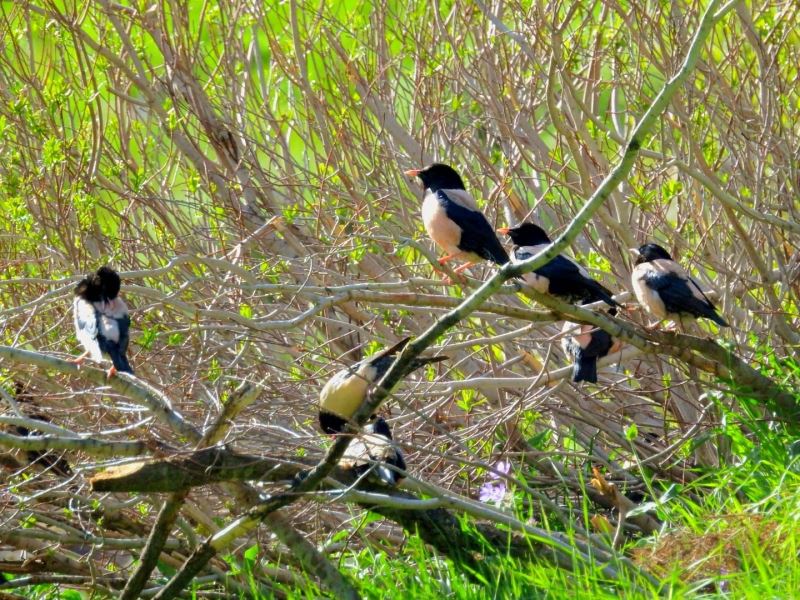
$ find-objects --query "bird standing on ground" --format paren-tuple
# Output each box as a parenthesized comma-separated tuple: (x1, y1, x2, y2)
(73, 266, 133, 377)
(561, 309, 622, 384)
(319, 337, 446, 435)
(405, 163, 509, 275)
(630, 243, 728, 328)
(498, 222, 620, 308)
(339, 416, 406, 486)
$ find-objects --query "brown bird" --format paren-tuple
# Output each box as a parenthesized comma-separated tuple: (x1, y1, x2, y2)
(631, 243, 728, 328)
(405, 163, 509, 274)
(318, 337, 447, 435)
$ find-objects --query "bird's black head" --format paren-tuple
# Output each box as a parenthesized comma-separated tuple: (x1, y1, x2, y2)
(499, 222, 551, 246)
(406, 163, 466, 192)
(634, 243, 672, 265)
(75, 266, 120, 302)
(96, 266, 121, 300)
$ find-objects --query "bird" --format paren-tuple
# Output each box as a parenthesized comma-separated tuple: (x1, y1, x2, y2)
(72, 266, 133, 377)
(561, 309, 622, 383)
(12, 417, 74, 477)
(4, 382, 73, 477)
(630, 243, 728, 328)
(405, 163, 509, 275)
(498, 222, 620, 308)
(318, 337, 446, 435)
(339, 416, 406, 486)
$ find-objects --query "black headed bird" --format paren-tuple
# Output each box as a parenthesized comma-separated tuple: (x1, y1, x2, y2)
(318, 337, 446, 435)
(630, 243, 728, 328)
(561, 309, 622, 384)
(405, 163, 509, 275)
(339, 416, 406, 486)
(499, 222, 620, 308)
(73, 266, 133, 377)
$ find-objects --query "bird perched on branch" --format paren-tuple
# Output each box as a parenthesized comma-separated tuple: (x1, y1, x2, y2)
(319, 337, 446, 435)
(72, 266, 133, 377)
(2, 382, 73, 477)
(561, 309, 622, 384)
(405, 163, 509, 275)
(498, 222, 620, 308)
(630, 243, 728, 328)
(339, 416, 406, 486)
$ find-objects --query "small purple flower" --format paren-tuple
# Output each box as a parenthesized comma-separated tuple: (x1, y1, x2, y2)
(478, 482, 507, 504)
(494, 460, 511, 477)
(478, 460, 512, 505)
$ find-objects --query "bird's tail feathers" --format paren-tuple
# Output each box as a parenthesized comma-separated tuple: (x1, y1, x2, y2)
(710, 312, 729, 327)
(573, 357, 598, 384)
(409, 355, 448, 373)
(109, 351, 134, 374)
(489, 245, 511, 266)
(374, 337, 412, 361)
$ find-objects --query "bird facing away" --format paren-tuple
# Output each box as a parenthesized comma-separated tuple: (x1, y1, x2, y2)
(561, 309, 622, 384)
(405, 163, 509, 275)
(498, 222, 620, 308)
(630, 243, 728, 328)
(339, 416, 406, 486)
(73, 266, 133, 377)
(318, 337, 447, 435)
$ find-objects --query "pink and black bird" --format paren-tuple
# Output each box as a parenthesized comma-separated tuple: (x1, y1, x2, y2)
(405, 163, 509, 275)
(631, 243, 728, 328)
(561, 310, 622, 384)
(499, 222, 620, 308)
(339, 416, 407, 486)
(73, 266, 133, 377)
(319, 337, 446, 435)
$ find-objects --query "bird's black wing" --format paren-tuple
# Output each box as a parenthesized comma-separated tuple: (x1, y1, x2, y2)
(438, 191, 509, 265)
(521, 251, 618, 306)
(644, 272, 727, 325)
(98, 314, 134, 374)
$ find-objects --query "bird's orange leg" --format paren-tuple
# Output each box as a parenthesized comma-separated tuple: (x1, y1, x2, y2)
(70, 352, 89, 365)
(452, 262, 475, 275)
(437, 253, 462, 265)
(106, 365, 118, 378)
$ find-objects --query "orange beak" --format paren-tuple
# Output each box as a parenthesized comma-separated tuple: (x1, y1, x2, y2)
(496, 227, 511, 235)
(404, 169, 421, 177)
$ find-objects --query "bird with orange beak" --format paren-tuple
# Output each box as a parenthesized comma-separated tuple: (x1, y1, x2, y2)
(498, 222, 620, 308)
(405, 164, 509, 275)
(630, 243, 728, 329)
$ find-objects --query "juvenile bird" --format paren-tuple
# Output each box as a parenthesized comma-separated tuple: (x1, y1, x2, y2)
(319, 337, 446, 435)
(405, 163, 509, 275)
(630, 243, 728, 328)
(339, 416, 406, 486)
(561, 309, 622, 384)
(73, 266, 133, 377)
(499, 222, 620, 308)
